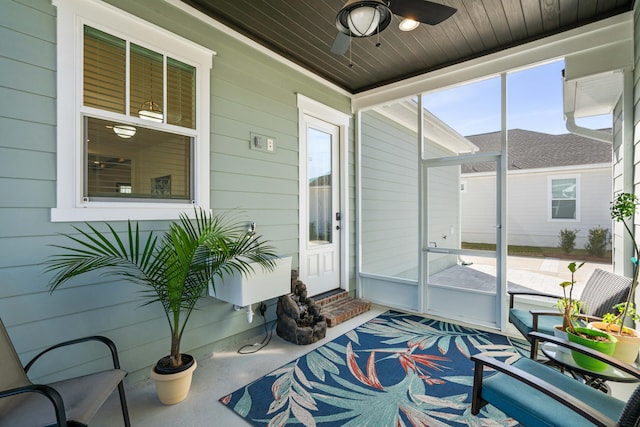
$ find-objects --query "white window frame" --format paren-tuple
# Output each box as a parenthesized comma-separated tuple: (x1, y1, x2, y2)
(52, 0, 213, 222)
(548, 174, 580, 221)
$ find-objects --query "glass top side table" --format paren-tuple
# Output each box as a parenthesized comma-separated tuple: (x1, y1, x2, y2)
(541, 342, 639, 393)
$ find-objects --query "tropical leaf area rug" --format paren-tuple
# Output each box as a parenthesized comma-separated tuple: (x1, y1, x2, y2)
(220, 310, 530, 426)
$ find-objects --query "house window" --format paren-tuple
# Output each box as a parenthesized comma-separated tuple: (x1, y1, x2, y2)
(83, 28, 195, 202)
(550, 176, 579, 220)
(52, 0, 213, 221)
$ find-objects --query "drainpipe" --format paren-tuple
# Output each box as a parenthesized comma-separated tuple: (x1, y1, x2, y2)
(564, 111, 612, 143)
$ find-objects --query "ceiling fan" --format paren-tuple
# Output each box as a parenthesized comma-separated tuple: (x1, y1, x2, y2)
(331, 0, 457, 55)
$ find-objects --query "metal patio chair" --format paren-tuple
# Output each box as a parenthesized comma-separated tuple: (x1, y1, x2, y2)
(471, 332, 640, 427)
(508, 268, 632, 358)
(0, 318, 130, 427)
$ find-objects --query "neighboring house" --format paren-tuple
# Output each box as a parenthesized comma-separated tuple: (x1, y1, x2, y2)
(461, 129, 613, 249)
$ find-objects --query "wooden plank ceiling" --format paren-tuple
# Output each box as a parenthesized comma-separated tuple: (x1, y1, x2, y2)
(181, 0, 633, 94)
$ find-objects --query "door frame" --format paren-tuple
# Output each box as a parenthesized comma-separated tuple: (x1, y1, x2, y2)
(297, 94, 351, 295)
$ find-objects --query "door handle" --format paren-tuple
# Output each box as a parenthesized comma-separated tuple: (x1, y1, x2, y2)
(425, 248, 449, 253)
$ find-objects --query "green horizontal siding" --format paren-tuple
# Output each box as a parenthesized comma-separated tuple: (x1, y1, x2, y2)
(0, 57, 56, 97)
(0, 117, 55, 152)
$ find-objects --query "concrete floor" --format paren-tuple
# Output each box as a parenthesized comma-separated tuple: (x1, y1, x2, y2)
(432, 254, 611, 297)
(91, 257, 631, 426)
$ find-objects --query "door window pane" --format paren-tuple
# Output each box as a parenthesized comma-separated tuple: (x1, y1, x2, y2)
(308, 127, 332, 244)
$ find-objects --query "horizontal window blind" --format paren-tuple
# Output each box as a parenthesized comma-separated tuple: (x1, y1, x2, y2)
(130, 43, 164, 121)
(83, 26, 126, 113)
(167, 58, 196, 129)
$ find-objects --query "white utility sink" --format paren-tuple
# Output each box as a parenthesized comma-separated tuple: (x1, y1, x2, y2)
(209, 256, 292, 306)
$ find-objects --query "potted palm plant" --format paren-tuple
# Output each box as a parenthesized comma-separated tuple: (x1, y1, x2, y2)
(44, 208, 277, 404)
(589, 192, 640, 363)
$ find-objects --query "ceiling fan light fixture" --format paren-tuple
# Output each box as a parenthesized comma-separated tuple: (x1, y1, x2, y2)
(138, 100, 164, 123)
(336, 0, 392, 37)
(347, 6, 380, 36)
(399, 18, 419, 32)
(112, 124, 137, 139)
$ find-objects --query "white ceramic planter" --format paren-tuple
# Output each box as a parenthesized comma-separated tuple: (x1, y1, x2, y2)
(589, 322, 640, 364)
(553, 325, 570, 354)
(150, 358, 197, 405)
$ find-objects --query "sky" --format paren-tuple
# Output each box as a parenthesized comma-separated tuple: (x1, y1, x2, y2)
(422, 60, 612, 137)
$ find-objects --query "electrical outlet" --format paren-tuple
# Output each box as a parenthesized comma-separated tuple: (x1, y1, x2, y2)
(259, 302, 267, 316)
(249, 132, 276, 153)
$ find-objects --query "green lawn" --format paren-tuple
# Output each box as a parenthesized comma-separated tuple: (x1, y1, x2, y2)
(461, 242, 612, 263)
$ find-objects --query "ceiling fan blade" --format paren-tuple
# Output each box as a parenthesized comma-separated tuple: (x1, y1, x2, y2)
(330, 32, 350, 55)
(389, 0, 457, 25)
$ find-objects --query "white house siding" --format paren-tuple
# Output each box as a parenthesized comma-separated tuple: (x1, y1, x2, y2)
(460, 172, 497, 244)
(424, 144, 462, 275)
(361, 110, 419, 279)
(360, 107, 461, 280)
(462, 165, 612, 248)
(0, 0, 352, 384)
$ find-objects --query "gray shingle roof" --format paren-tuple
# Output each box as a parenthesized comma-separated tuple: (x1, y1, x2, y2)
(461, 129, 612, 173)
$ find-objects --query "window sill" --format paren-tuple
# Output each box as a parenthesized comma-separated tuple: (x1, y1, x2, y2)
(51, 203, 202, 222)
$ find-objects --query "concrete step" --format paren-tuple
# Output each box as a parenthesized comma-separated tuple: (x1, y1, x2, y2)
(315, 291, 371, 327)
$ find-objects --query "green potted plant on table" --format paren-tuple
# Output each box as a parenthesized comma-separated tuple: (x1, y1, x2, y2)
(557, 261, 585, 334)
(44, 209, 276, 404)
(590, 192, 640, 363)
(554, 261, 617, 371)
(566, 322, 617, 372)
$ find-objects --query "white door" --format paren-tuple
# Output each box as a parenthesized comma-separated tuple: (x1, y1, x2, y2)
(422, 153, 506, 329)
(301, 115, 341, 295)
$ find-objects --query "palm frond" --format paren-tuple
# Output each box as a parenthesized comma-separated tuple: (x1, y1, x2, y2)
(44, 208, 278, 368)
